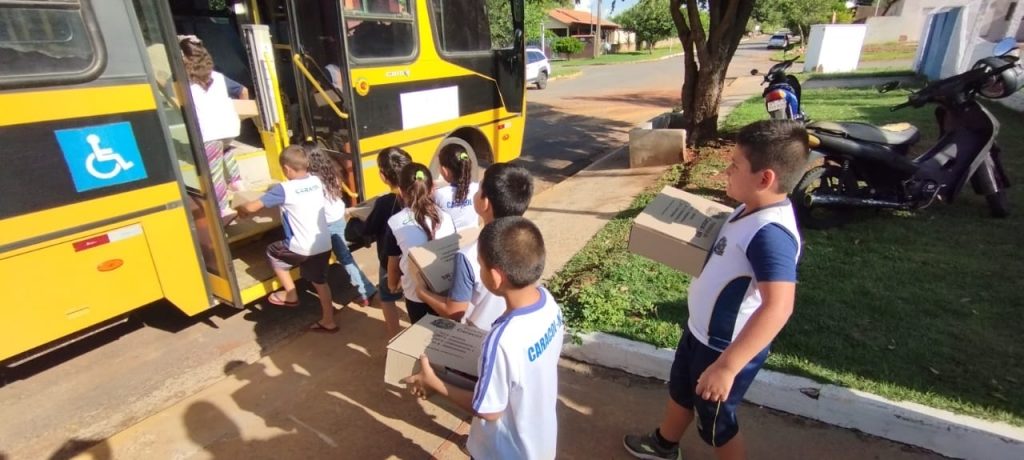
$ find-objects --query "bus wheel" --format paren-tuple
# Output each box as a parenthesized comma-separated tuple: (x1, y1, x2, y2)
(430, 137, 483, 184)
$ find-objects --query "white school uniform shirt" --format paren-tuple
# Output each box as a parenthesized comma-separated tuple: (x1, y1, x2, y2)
(324, 195, 346, 225)
(259, 175, 332, 256)
(189, 71, 241, 142)
(433, 182, 480, 230)
(387, 207, 457, 302)
(448, 240, 506, 331)
(687, 200, 801, 351)
(468, 287, 564, 460)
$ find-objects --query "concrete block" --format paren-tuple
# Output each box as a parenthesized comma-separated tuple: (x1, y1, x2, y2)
(628, 126, 688, 168)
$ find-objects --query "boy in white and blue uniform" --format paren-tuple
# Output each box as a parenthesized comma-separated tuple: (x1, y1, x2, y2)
(415, 163, 535, 330)
(405, 217, 563, 460)
(624, 120, 809, 460)
(236, 146, 338, 333)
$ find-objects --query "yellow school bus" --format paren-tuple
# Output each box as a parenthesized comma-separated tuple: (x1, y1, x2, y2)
(0, 0, 526, 362)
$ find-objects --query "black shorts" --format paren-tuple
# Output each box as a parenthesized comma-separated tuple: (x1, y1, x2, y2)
(668, 329, 769, 447)
(404, 298, 437, 324)
(266, 241, 330, 284)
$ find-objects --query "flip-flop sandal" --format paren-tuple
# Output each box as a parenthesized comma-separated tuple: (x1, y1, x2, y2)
(267, 291, 299, 308)
(309, 321, 339, 334)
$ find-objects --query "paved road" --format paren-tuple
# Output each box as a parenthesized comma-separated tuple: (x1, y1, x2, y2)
(518, 40, 776, 193)
(0, 42, 776, 460)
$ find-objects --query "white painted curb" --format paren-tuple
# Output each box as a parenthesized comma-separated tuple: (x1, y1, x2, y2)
(562, 331, 1024, 460)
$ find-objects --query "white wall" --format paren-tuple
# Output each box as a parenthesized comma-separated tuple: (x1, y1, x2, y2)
(977, 0, 1022, 41)
(864, 16, 916, 43)
(805, 24, 868, 72)
(917, 0, 1024, 78)
(860, 0, 973, 44)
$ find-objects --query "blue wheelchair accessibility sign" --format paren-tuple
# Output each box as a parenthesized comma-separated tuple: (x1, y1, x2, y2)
(54, 121, 148, 193)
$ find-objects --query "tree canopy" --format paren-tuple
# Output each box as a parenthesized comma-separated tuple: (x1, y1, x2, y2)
(614, 0, 676, 50)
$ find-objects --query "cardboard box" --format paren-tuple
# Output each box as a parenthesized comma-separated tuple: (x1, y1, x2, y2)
(628, 186, 733, 277)
(385, 316, 486, 389)
(232, 99, 260, 120)
(347, 201, 374, 221)
(407, 227, 481, 294)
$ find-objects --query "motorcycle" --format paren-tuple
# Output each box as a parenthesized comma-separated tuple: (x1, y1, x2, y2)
(751, 57, 805, 120)
(791, 38, 1024, 229)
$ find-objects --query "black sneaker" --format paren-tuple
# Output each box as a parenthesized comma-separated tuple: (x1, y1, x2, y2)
(623, 431, 680, 460)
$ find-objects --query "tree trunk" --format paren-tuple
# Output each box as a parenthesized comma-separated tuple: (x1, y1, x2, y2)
(682, 60, 728, 144)
(671, 0, 755, 146)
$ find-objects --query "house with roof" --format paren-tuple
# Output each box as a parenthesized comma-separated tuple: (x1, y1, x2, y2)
(544, 8, 635, 56)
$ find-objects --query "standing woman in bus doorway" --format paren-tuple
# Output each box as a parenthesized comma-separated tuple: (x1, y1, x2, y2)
(179, 36, 243, 223)
(433, 144, 480, 231)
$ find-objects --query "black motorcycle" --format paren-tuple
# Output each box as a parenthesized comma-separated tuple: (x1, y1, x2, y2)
(791, 38, 1023, 229)
(751, 57, 804, 121)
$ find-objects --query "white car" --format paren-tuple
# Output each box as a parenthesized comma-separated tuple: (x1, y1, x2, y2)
(767, 34, 789, 49)
(526, 48, 552, 89)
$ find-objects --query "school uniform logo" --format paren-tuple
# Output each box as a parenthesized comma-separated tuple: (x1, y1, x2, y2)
(713, 236, 728, 256)
(431, 318, 456, 330)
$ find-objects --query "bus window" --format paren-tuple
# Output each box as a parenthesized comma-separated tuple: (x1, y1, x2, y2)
(0, 1, 103, 86)
(344, 0, 416, 60)
(131, 0, 201, 191)
(432, 0, 501, 52)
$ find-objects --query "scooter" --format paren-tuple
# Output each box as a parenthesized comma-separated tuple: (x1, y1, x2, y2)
(791, 38, 1023, 229)
(751, 57, 804, 120)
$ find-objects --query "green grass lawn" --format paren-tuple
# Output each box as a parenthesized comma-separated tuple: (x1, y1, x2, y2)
(553, 46, 681, 68)
(772, 41, 918, 64)
(549, 64, 582, 79)
(551, 87, 1024, 425)
(801, 69, 918, 81)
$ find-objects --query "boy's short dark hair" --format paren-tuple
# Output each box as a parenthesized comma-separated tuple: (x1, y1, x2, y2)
(478, 217, 545, 289)
(480, 163, 534, 218)
(736, 120, 809, 192)
(280, 145, 309, 171)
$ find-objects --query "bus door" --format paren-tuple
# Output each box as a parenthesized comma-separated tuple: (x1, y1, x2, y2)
(132, 0, 246, 308)
(282, 0, 360, 203)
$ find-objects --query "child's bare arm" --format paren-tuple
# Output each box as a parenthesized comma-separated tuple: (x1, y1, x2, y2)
(404, 355, 503, 421)
(415, 285, 468, 320)
(240, 185, 284, 215)
(696, 281, 795, 401)
(721, 281, 794, 366)
(419, 252, 473, 320)
(237, 199, 265, 215)
(387, 256, 402, 293)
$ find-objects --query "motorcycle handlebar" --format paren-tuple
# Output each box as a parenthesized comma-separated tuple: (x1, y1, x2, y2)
(890, 100, 913, 112)
(891, 61, 1016, 111)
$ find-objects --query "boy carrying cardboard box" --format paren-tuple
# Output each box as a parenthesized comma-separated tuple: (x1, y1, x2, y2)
(623, 120, 810, 460)
(414, 163, 535, 331)
(405, 217, 563, 460)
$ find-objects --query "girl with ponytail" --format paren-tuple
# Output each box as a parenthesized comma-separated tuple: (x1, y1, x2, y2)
(433, 144, 481, 230)
(305, 143, 376, 307)
(362, 147, 412, 338)
(385, 162, 456, 323)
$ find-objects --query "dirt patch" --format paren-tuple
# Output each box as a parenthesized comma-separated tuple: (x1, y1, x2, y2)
(673, 137, 737, 206)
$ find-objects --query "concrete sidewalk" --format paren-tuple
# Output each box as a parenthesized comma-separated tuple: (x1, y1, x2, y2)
(75, 304, 939, 459)
(72, 75, 943, 459)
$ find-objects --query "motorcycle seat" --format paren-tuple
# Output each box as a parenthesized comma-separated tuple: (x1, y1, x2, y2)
(807, 121, 920, 146)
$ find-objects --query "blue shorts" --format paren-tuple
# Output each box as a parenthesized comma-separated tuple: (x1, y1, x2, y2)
(377, 265, 403, 302)
(668, 329, 769, 447)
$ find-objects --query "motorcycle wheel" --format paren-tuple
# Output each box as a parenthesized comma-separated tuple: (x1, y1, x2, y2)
(985, 190, 1010, 218)
(792, 165, 852, 230)
(769, 109, 788, 120)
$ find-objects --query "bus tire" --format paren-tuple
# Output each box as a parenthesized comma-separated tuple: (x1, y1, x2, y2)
(430, 136, 482, 183)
